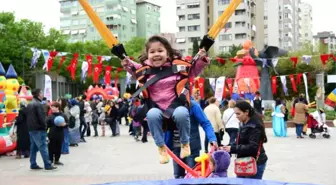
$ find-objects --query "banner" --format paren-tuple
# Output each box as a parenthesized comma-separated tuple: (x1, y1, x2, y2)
(214, 76, 225, 102)
(44, 74, 52, 101)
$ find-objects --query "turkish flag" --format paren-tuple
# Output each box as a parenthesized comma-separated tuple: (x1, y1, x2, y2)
(47, 51, 58, 72)
(97, 56, 103, 73)
(198, 78, 205, 99)
(93, 64, 100, 84)
(66, 53, 79, 80)
(289, 74, 297, 92)
(271, 76, 277, 94)
(105, 66, 112, 85)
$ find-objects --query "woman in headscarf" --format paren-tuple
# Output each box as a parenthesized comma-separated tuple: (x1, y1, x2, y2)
(15, 99, 30, 159)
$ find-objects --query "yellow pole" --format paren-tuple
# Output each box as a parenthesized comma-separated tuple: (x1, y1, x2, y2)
(208, 0, 242, 38)
(78, 0, 119, 48)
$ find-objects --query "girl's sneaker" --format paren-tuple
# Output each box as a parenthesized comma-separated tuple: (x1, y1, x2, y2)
(158, 146, 169, 164)
(180, 143, 191, 159)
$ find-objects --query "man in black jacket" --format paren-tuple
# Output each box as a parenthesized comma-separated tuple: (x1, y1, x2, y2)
(26, 89, 56, 170)
(78, 95, 87, 142)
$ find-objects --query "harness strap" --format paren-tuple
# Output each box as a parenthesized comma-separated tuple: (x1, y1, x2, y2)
(132, 67, 174, 98)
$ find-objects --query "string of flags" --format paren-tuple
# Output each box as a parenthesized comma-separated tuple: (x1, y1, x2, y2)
(211, 53, 336, 67)
(30, 48, 124, 88)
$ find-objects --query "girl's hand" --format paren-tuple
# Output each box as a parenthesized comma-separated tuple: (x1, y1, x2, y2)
(223, 146, 231, 152)
(121, 58, 129, 67)
(197, 48, 207, 58)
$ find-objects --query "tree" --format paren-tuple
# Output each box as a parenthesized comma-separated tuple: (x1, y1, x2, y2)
(192, 39, 199, 56)
(123, 37, 146, 59)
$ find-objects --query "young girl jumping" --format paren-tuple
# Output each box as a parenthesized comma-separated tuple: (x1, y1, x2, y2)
(122, 36, 209, 164)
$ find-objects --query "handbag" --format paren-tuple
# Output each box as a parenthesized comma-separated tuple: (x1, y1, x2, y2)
(9, 123, 17, 142)
(234, 134, 262, 177)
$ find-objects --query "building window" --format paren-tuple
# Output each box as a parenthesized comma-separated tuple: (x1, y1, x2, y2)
(219, 46, 232, 53)
(131, 27, 135, 32)
(264, 25, 268, 29)
(188, 13, 200, 20)
(264, 16, 268, 20)
(305, 33, 308, 36)
(61, 20, 71, 27)
(147, 22, 151, 27)
(122, 25, 126, 30)
(178, 15, 185, 20)
(224, 22, 232, 29)
(72, 20, 79, 25)
(218, 0, 230, 5)
(235, 33, 247, 39)
(187, 3, 200, 8)
(176, 38, 186, 43)
(179, 26, 185, 32)
(179, 49, 186, 54)
(188, 37, 201, 42)
(235, 21, 246, 27)
(188, 25, 200, 32)
(218, 11, 223, 17)
(219, 34, 232, 41)
(235, 9, 246, 15)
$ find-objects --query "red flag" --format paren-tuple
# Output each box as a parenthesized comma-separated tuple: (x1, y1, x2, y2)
(271, 76, 277, 94)
(226, 78, 233, 97)
(216, 57, 226, 65)
(86, 55, 93, 77)
(57, 55, 66, 74)
(93, 64, 100, 84)
(104, 66, 112, 85)
(290, 57, 298, 68)
(66, 53, 79, 80)
(320, 54, 329, 66)
(289, 74, 297, 92)
(198, 78, 205, 99)
(330, 54, 336, 62)
(296, 73, 303, 85)
(47, 51, 58, 72)
(114, 68, 123, 89)
(97, 56, 103, 73)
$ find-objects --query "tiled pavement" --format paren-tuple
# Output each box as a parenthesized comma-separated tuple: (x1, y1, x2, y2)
(0, 125, 335, 185)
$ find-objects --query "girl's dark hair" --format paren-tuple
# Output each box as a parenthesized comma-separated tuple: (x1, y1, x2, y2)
(60, 98, 68, 112)
(138, 35, 182, 64)
(235, 101, 268, 143)
(275, 98, 282, 106)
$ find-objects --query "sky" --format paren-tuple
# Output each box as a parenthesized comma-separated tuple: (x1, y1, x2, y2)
(0, 0, 334, 34)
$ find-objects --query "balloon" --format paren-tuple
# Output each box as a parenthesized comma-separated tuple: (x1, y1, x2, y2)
(92, 94, 97, 100)
(54, 116, 65, 126)
(242, 40, 252, 50)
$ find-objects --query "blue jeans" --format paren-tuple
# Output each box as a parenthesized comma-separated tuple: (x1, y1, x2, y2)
(147, 106, 190, 147)
(62, 128, 70, 154)
(237, 162, 266, 179)
(295, 124, 304, 137)
(29, 131, 52, 169)
(173, 147, 199, 179)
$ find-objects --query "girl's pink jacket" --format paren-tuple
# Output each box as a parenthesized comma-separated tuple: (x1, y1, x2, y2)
(124, 58, 209, 110)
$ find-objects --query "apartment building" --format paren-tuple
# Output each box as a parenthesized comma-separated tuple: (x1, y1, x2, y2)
(175, 0, 208, 55)
(136, 0, 161, 38)
(264, 0, 303, 51)
(213, 0, 264, 54)
(313, 32, 336, 53)
(59, 0, 161, 43)
(299, 2, 313, 46)
(175, 0, 264, 55)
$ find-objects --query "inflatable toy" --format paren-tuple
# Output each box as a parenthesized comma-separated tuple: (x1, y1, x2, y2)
(18, 84, 33, 101)
(54, 116, 65, 126)
(325, 88, 336, 110)
(86, 85, 119, 100)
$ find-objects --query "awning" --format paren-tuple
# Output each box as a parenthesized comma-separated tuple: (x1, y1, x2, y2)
(79, 29, 87, 34)
(71, 11, 78, 15)
(123, 7, 129, 12)
(63, 30, 70, 34)
(131, 19, 137, 24)
(176, 38, 186, 43)
(107, 14, 121, 19)
(187, 2, 200, 6)
(71, 30, 78, 35)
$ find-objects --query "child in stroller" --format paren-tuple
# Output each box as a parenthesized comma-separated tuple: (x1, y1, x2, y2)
(307, 108, 330, 139)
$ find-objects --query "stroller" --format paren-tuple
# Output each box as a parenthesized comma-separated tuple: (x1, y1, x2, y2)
(307, 114, 330, 139)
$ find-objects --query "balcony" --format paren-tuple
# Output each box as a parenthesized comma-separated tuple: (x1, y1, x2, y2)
(105, 0, 119, 8)
(60, 6, 71, 13)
